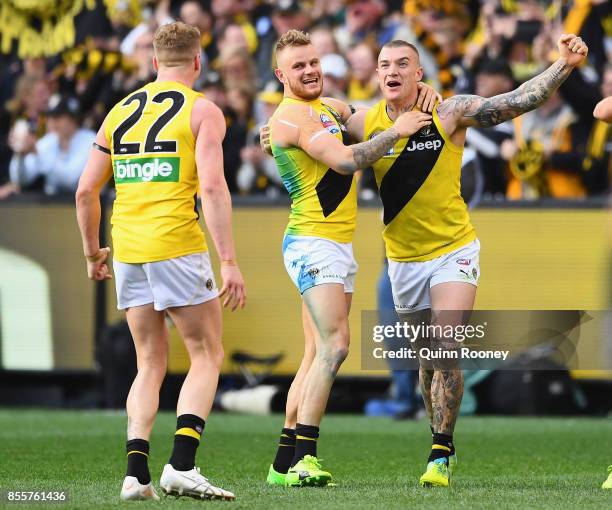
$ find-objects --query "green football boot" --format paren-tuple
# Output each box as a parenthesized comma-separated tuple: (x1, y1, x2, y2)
(419, 458, 450, 487)
(266, 465, 287, 486)
(285, 455, 332, 487)
(602, 465, 612, 489)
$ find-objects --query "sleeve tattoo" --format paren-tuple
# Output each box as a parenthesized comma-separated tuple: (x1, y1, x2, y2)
(437, 59, 573, 128)
(341, 128, 400, 173)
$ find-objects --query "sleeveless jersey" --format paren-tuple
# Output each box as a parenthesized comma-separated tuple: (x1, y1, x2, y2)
(270, 97, 357, 244)
(104, 81, 207, 263)
(364, 100, 476, 262)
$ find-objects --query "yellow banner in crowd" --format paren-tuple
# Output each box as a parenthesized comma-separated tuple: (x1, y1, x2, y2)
(0, 0, 95, 58)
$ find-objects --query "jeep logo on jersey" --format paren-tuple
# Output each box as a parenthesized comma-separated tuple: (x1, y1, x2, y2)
(406, 139, 443, 152)
(114, 157, 180, 183)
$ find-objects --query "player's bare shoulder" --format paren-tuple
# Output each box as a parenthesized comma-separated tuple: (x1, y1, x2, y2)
(191, 97, 226, 138)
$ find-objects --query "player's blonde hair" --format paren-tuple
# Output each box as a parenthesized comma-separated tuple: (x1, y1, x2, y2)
(273, 29, 311, 68)
(153, 22, 201, 67)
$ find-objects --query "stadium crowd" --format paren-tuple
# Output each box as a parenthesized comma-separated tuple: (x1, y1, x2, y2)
(0, 0, 609, 200)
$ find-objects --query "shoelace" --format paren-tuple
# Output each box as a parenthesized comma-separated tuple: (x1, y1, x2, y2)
(194, 467, 211, 485)
(303, 456, 323, 470)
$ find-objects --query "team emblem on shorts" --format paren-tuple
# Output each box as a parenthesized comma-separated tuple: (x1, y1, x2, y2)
(205, 278, 214, 291)
(307, 267, 320, 277)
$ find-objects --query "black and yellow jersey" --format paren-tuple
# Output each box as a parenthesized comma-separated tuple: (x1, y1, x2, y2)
(104, 80, 207, 263)
(270, 97, 357, 243)
(364, 100, 476, 262)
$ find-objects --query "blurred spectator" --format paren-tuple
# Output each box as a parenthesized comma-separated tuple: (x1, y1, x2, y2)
(179, 0, 217, 64)
(335, 0, 402, 52)
(321, 53, 349, 102)
(346, 42, 380, 105)
(255, 0, 311, 86)
(200, 72, 247, 193)
(310, 25, 340, 57)
(227, 84, 255, 125)
(122, 30, 157, 93)
(506, 91, 586, 200)
(465, 59, 516, 198)
(6, 76, 51, 136)
(0, 95, 95, 199)
(237, 85, 284, 197)
(218, 46, 258, 94)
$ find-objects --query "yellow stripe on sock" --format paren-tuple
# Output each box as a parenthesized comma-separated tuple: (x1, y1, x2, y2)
(432, 444, 451, 452)
(175, 427, 201, 441)
(127, 450, 149, 458)
(296, 435, 317, 441)
(280, 434, 293, 439)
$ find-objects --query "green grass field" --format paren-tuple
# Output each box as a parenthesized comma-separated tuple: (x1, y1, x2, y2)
(1, 410, 610, 509)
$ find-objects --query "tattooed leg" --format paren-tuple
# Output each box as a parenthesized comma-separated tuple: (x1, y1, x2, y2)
(419, 366, 435, 423)
(431, 369, 464, 435)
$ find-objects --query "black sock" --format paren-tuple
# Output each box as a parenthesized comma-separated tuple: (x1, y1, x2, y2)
(126, 439, 151, 484)
(168, 414, 205, 471)
(291, 423, 319, 466)
(272, 428, 296, 474)
(428, 433, 453, 464)
(430, 426, 455, 456)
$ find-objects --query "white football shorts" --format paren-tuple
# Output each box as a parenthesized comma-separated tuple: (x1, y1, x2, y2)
(282, 234, 358, 294)
(388, 239, 480, 313)
(113, 251, 218, 311)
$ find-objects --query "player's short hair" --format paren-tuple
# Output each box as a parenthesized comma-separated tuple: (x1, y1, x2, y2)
(153, 22, 201, 67)
(274, 29, 311, 67)
(380, 40, 420, 62)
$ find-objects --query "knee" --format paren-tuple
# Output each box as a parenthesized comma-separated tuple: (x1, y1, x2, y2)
(318, 333, 349, 374)
(137, 352, 167, 377)
(187, 338, 224, 370)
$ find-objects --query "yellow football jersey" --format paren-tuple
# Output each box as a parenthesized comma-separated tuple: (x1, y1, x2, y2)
(364, 100, 476, 262)
(270, 97, 357, 243)
(104, 81, 207, 263)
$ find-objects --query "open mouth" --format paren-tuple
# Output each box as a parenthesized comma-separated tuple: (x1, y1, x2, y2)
(303, 77, 319, 85)
(386, 80, 401, 89)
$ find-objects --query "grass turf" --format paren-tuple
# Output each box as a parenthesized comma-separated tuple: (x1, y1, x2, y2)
(0, 410, 610, 509)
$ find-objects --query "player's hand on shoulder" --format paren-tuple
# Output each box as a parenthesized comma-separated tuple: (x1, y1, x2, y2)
(557, 34, 588, 67)
(416, 82, 442, 113)
(260, 124, 272, 155)
(85, 247, 112, 281)
(393, 110, 432, 138)
(219, 263, 246, 311)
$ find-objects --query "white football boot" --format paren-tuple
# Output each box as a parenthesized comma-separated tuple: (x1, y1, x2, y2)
(160, 464, 235, 500)
(120, 476, 160, 501)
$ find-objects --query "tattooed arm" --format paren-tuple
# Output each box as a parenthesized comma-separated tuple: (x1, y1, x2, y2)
(437, 34, 588, 133)
(273, 103, 432, 175)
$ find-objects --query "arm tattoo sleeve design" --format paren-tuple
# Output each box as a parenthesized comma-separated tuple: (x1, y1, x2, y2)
(438, 59, 573, 128)
(341, 128, 400, 173)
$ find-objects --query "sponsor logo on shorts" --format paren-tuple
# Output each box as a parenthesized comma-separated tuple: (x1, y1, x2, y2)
(113, 157, 180, 183)
(397, 303, 419, 310)
(456, 258, 471, 266)
(205, 278, 214, 291)
(307, 267, 320, 277)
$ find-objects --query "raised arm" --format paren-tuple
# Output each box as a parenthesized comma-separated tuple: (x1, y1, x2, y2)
(437, 34, 588, 132)
(195, 98, 245, 310)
